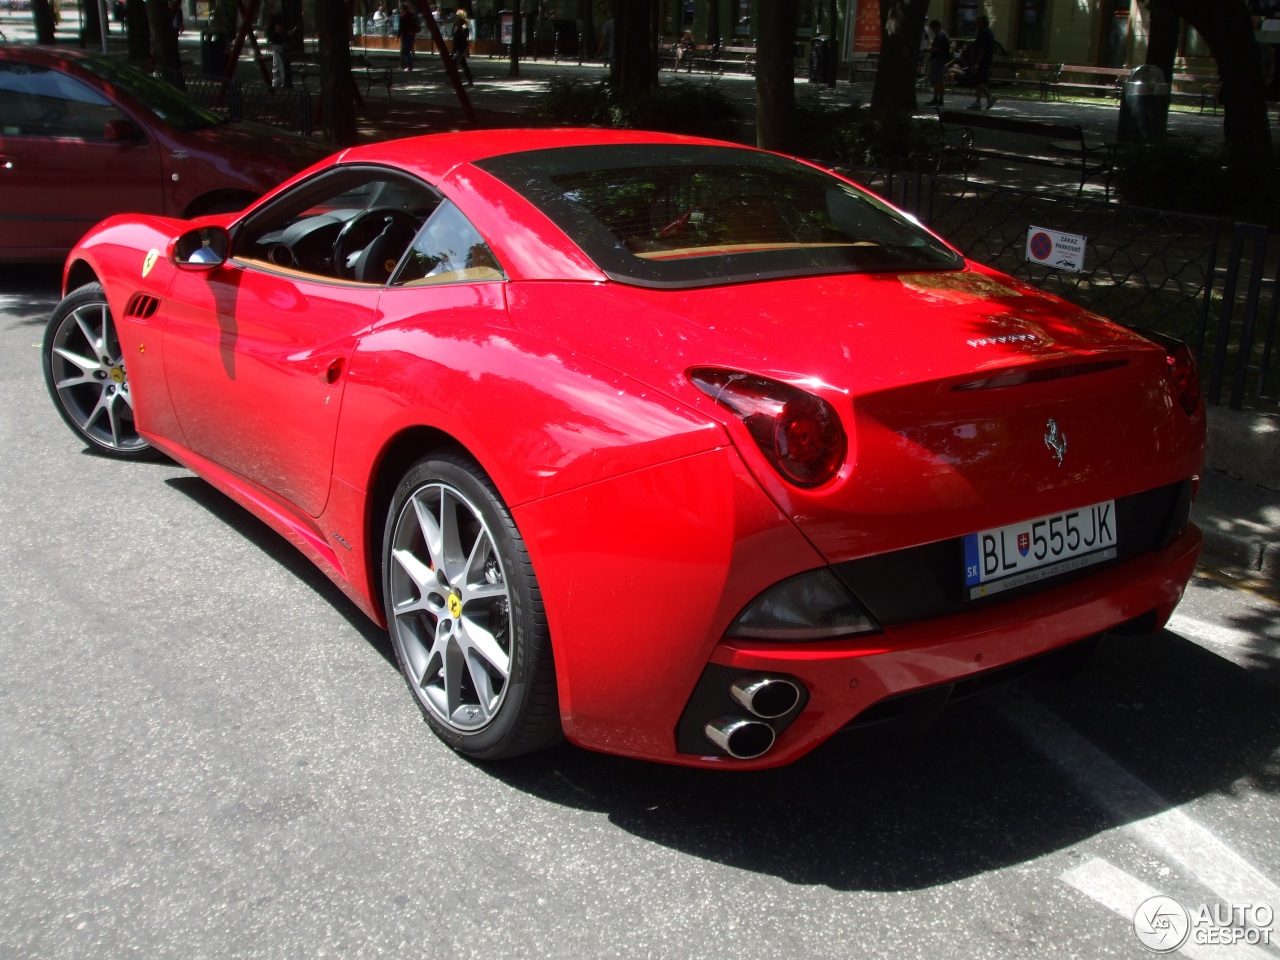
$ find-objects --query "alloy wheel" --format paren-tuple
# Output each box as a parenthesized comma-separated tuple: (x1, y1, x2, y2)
(388, 481, 513, 733)
(46, 295, 147, 455)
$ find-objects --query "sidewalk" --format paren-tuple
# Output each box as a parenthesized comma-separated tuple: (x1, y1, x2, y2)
(1199, 409, 1280, 587)
(2, 15, 1276, 584)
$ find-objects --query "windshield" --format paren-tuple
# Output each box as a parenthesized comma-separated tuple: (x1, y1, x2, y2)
(78, 57, 224, 131)
(475, 144, 962, 288)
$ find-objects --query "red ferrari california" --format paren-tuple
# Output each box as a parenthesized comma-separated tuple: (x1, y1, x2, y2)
(42, 129, 1205, 768)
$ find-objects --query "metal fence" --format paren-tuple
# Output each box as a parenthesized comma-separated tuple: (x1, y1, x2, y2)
(853, 169, 1280, 412)
(182, 75, 314, 135)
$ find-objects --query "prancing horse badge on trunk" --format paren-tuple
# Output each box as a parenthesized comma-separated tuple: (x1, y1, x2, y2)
(1044, 418, 1067, 466)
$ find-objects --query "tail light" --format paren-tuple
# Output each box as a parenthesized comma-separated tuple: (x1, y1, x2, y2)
(688, 367, 847, 488)
(1125, 327, 1201, 416)
(1165, 341, 1201, 416)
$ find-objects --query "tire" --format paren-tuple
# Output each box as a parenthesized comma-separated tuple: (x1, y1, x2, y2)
(382, 452, 560, 759)
(42, 283, 152, 459)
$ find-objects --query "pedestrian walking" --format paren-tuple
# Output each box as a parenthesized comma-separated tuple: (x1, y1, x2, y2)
(266, 4, 292, 89)
(970, 15, 997, 110)
(397, 2, 419, 71)
(452, 8, 473, 85)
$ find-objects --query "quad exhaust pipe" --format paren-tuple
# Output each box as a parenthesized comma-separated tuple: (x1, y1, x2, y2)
(729, 676, 801, 719)
(702, 675, 804, 759)
(704, 716, 776, 760)
(701, 675, 798, 757)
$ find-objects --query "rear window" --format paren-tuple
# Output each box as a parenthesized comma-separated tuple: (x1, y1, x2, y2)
(475, 144, 961, 288)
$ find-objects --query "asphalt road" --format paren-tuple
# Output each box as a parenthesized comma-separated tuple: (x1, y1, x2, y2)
(2, 265, 1278, 959)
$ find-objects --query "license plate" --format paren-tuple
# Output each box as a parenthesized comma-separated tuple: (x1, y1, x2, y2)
(963, 500, 1117, 599)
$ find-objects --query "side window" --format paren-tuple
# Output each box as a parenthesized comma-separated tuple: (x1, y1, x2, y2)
(0, 63, 125, 141)
(393, 200, 504, 286)
(235, 167, 441, 284)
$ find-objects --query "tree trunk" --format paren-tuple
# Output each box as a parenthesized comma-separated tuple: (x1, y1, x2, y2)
(509, 0, 522, 76)
(869, 0, 930, 161)
(1159, 0, 1269, 146)
(145, 0, 183, 86)
(82, 0, 104, 45)
(1144, 1, 1179, 84)
(315, 0, 358, 144)
(581, 0, 595, 64)
(615, 0, 653, 101)
(705, 0, 719, 47)
(31, 0, 58, 43)
(755, 0, 797, 151)
(127, 0, 151, 60)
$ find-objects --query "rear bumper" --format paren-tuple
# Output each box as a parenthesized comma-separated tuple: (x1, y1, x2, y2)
(668, 522, 1202, 769)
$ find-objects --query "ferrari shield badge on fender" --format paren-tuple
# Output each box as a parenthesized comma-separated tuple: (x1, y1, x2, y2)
(1044, 418, 1067, 466)
(142, 249, 159, 277)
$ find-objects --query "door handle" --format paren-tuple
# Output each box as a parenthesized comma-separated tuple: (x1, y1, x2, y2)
(319, 357, 344, 384)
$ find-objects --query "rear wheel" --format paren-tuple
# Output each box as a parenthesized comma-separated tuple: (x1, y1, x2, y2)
(42, 283, 151, 458)
(382, 452, 560, 759)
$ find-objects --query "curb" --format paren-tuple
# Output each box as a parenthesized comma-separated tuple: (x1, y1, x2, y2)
(1195, 406, 1280, 584)
(1206, 405, 1280, 493)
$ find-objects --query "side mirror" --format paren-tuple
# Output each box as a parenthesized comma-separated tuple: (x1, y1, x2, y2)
(103, 118, 144, 143)
(171, 225, 230, 271)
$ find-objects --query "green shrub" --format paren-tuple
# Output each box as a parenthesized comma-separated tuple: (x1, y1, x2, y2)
(793, 98, 938, 168)
(1112, 139, 1280, 225)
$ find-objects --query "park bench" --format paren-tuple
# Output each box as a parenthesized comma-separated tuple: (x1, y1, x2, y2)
(847, 52, 878, 83)
(937, 108, 1114, 198)
(1038, 62, 1219, 107)
(707, 41, 755, 74)
(657, 40, 716, 72)
(352, 52, 395, 98)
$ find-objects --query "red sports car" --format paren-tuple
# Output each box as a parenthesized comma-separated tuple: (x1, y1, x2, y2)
(42, 129, 1205, 768)
(0, 46, 329, 263)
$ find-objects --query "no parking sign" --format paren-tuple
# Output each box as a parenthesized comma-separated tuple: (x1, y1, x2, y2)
(1025, 226, 1086, 273)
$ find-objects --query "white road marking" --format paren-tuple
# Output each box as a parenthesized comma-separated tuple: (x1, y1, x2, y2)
(1061, 857, 1276, 960)
(998, 693, 1280, 910)
(1167, 613, 1280, 667)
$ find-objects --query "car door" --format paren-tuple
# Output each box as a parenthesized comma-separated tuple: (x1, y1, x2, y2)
(0, 61, 162, 259)
(162, 166, 442, 518)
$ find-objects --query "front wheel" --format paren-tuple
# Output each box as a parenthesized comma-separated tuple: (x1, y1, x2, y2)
(43, 283, 151, 458)
(382, 452, 560, 759)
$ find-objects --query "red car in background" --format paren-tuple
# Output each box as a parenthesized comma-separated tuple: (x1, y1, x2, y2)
(42, 129, 1205, 768)
(0, 46, 329, 262)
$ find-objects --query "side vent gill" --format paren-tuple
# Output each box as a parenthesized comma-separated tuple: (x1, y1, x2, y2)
(123, 293, 160, 320)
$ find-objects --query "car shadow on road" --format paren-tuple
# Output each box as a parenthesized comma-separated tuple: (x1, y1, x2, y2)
(479, 629, 1279, 892)
(150, 447, 1280, 892)
(0, 265, 62, 327)
(164, 474, 397, 667)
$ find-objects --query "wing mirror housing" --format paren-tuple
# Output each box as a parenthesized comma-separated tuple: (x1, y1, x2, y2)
(103, 118, 144, 143)
(171, 225, 230, 271)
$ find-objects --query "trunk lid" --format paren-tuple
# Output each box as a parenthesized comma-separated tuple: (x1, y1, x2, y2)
(509, 268, 1204, 562)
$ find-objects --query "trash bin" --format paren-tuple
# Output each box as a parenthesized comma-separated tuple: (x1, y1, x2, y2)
(809, 34, 836, 85)
(1117, 63, 1171, 144)
(200, 31, 226, 77)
